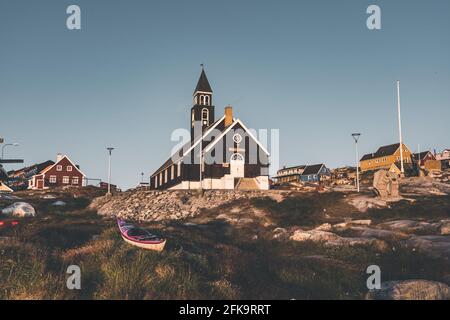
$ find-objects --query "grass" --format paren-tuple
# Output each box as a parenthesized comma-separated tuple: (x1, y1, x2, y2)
(1, 188, 449, 300)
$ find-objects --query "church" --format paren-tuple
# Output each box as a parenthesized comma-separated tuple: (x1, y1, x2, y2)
(150, 68, 270, 190)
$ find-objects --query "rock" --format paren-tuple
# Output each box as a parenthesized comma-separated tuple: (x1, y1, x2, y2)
(366, 280, 450, 300)
(52, 201, 66, 206)
(315, 223, 332, 231)
(291, 228, 388, 251)
(290, 229, 341, 242)
(333, 220, 372, 230)
(400, 235, 450, 260)
(345, 226, 409, 242)
(440, 220, 450, 235)
(380, 220, 437, 234)
(1, 202, 36, 217)
(373, 170, 399, 198)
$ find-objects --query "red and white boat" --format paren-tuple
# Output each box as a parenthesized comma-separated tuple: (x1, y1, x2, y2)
(117, 219, 166, 251)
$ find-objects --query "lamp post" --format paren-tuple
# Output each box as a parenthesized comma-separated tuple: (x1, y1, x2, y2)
(352, 133, 361, 192)
(1, 143, 20, 160)
(106, 147, 114, 195)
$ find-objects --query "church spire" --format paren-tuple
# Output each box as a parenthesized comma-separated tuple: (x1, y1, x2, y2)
(194, 65, 213, 94)
(191, 65, 215, 140)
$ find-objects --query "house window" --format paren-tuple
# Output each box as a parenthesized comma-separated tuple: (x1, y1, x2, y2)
(72, 177, 79, 185)
(49, 175, 57, 183)
(62, 176, 69, 184)
(67, 166, 72, 172)
(57, 165, 62, 171)
(201, 108, 209, 125)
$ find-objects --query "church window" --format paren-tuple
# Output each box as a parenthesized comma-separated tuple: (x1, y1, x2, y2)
(204, 95, 210, 105)
(202, 108, 209, 124)
(233, 133, 242, 144)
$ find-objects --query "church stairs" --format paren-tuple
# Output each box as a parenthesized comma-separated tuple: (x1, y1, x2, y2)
(235, 178, 259, 190)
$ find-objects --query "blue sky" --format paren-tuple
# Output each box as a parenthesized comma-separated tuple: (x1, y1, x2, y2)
(1, 0, 449, 189)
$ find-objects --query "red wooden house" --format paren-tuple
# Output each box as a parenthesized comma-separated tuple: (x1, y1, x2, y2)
(29, 154, 86, 190)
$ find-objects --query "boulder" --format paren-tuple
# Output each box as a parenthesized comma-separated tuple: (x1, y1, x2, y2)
(315, 223, 332, 231)
(373, 170, 399, 198)
(290, 229, 342, 242)
(400, 235, 450, 260)
(440, 220, 450, 235)
(366, 280, 450, 300)
(1, 202, 36, 217)
(52, 201, 67, 206)
(380, 220, 437, 234)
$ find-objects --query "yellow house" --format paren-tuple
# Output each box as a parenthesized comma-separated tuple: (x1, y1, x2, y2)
(360, 143, 412, 172)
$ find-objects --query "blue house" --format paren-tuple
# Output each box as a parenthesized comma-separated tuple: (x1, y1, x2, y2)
(275, 163, 331, 184)
(299, 164, 331, 183)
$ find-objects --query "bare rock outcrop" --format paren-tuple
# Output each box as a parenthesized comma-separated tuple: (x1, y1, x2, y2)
(366, 280, 450, 300)
(90, 190, 268, 222)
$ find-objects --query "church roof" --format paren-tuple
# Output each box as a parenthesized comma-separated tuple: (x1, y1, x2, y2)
(194, 69, 213, 93)
(150, 116, 270, 178)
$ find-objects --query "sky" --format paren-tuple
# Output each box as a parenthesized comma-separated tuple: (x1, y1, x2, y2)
(1, 0, 449, 190)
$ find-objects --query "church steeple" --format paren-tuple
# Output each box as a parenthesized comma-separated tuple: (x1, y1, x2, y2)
(191, 65, 215, 141)
(193, 65, 213, 106)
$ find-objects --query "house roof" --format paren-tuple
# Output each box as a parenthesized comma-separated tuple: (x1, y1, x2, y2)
(150, 116, 270, 178)
(412, 151, 432, 161)
(361, 143, 403, 161)
(194, 68, 213, 94)
(302, 164, 325, 175)
(278, 165, 306, 173)
(0, 165, 7, 181)
(39, 155, 86, 177)
(8, 160, 55, 177)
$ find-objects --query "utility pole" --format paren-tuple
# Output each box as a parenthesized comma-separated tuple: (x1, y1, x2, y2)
(397, 80, 405, 174)
(352, 133, 361, 192)
(106, 147, 114, 195)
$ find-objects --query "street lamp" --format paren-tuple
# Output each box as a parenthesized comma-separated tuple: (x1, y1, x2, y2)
(352, 133, 361, 192)
(1, 143, 20, 160)
(106, 147, 114, 195)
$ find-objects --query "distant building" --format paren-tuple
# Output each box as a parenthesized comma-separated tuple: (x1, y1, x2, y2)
(412, 151, 436, 166)
(360, 143, 412, 172)
(99, 182, 119, 192)
(275, 164, 331, 184)
(28, 154, 86, 190)
(436, 149, 450, 169)
(7, 160, 55, 190)
(0, 181, 13, 193)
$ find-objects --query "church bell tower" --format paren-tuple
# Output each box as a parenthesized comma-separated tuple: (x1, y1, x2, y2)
(191, 65, 215, 141)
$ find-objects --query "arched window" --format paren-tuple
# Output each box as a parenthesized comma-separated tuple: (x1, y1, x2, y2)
(204, 95, 210, 105)
(230, 153, 244, 162)
(201, 108, 209, 124)
(199, 95, 205, 105)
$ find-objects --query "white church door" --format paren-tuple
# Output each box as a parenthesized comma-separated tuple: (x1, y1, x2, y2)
(230, 153, 245, 178)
